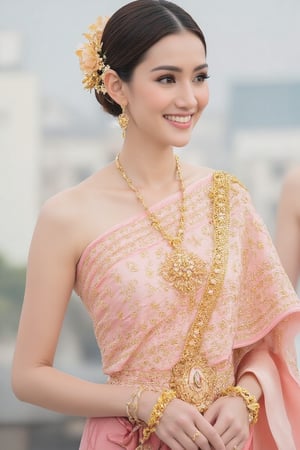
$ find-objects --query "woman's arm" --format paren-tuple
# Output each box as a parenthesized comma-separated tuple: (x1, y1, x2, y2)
(275, 167, 300, 288)
(11, 194, 138, 418)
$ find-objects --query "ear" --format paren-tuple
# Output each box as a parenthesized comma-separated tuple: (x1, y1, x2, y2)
(102, 69, 128, 107)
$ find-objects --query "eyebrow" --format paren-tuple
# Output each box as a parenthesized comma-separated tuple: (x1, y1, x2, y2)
(150, 64, 208, 73)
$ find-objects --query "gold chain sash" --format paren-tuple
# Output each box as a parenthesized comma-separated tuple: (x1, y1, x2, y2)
(170, 171, 231, 412)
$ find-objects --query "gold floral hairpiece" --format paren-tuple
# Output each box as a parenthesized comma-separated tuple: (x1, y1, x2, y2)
(76, 16, 110, 94)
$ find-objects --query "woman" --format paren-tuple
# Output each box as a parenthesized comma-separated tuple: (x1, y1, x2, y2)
(12, 1, 300, 449)
(275, 166, 300, 289)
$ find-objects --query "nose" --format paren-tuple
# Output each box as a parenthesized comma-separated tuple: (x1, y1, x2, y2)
(175, 81, 198, 109)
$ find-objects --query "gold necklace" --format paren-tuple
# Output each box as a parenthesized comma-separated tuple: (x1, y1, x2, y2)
(115, 154, 206, 307)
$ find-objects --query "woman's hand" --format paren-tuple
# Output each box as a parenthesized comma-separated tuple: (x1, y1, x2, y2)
(204, 396, 250, 450)
(139, 393, 226, 450)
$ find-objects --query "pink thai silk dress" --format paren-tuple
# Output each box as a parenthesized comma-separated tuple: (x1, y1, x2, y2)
(75, 173, 300, 450)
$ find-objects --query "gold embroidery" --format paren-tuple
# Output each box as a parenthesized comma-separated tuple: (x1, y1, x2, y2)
(75, 174, 300, 393)
(228, 174, 247, 190)
(170, 171, 231, 412)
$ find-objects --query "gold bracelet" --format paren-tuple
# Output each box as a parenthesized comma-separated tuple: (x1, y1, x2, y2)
(220, 385, 260, 424)
(126, 385, 146, 426)
(138, 389, 176, 447)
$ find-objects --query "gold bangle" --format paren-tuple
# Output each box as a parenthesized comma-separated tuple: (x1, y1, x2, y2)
(139, 389, 176, 446)
(126, 385, 146, 426)
(220, 385, 260, 424)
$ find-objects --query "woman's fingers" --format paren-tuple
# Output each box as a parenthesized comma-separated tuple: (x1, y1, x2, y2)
(155, 398, 225, 450)
(194, 416, 226, 450)
(158, 418, 212, 450)
(158, 426, 219, 450)
(204, 396, 250, 449)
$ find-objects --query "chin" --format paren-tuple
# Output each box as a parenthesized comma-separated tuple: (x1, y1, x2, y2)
(171, 135, 192, 148)
(173, 141, 190, 148)
(157, 129, 193, 149)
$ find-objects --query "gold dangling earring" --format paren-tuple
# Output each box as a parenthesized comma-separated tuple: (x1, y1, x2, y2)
(118, 105, 129, 139)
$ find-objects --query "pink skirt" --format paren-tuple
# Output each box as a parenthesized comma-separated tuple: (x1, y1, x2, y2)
(79, 417, 253, 449)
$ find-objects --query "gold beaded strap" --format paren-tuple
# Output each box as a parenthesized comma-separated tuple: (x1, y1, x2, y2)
(170, 171, 231, 412)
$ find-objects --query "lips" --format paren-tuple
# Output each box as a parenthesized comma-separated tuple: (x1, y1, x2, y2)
(164, 114, 192, 123)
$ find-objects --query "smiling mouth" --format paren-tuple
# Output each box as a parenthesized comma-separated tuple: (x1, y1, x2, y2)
(164, 115, 192, 123)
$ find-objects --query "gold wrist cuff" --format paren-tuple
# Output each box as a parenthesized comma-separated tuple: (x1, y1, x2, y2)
(220, 385, 260, 424)
(138, 389, 176, 448)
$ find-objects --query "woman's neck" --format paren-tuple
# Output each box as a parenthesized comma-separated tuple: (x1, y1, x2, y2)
(117, 144, 179, 190)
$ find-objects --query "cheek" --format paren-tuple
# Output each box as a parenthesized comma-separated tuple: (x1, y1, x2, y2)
(134, 90, 168, 114)
(144, 86, 170, 109)
(199, 85, 209, 108)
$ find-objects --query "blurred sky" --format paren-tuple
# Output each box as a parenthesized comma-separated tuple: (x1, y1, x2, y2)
(1, 0, 300, 128)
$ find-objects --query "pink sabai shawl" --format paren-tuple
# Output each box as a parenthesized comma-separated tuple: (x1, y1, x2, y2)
(75, 173, 300, 450)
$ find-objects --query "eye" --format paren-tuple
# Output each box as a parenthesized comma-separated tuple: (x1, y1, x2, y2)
(157, 74, 176, 84)
(194, 73, 210, 83)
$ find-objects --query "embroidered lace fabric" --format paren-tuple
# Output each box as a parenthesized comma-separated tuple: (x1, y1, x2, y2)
(75, 173, 300, 450)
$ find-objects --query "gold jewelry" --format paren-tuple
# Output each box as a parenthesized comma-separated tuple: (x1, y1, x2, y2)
(220, 385, 260, 425)
(170, 171, 231, 412)
(118, 106, 129, 138)
(115, 154, 206, 308)
(126, 385, 146, 426)
(192, 430, 201, 442)
(137, 390, 176, 448)
(76, 16, 110, 94)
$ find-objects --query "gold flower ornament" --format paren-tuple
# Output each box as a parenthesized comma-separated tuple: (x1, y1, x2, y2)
(76, 16, 110, 94)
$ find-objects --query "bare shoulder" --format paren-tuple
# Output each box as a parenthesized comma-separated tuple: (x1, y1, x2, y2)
(181, 161, 214, 185)
(39, 185, 84, 230)
(278, 166, 300, 216)
(182, 162, 244, 186)
(282, 166, 300, 191)
(31, 185, 86, 263)
(39, 162, 116, 225)
(35, 162, 129, 262)
(280, 166, 300, 204)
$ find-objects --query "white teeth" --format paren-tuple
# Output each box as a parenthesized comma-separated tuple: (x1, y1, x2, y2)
(165, 115, 191, 123)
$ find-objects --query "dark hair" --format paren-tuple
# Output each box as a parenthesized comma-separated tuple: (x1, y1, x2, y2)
(96, 0, 207, 116)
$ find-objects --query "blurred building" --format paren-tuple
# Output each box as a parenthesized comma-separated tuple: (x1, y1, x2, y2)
(0, 32, 106, 449)
(0, 32, 40, 265)
(0, 33, 117, 264)
(40, 105, 118, 202)
(230, 81, 300, 234)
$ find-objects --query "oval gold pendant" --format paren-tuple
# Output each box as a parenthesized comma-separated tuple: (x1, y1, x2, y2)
(170, 355, 217, 412)
(192, 368, 202, 388)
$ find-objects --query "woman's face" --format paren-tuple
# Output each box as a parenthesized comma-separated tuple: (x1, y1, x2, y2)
(123, 31, 209, 148)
